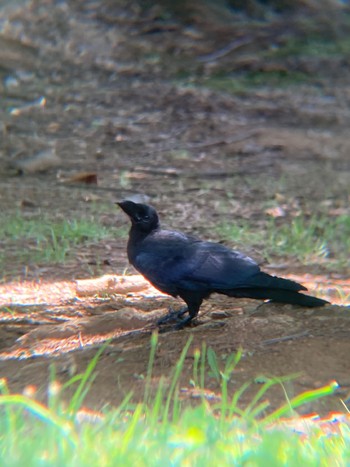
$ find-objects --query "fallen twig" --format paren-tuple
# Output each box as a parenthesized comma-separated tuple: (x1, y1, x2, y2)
(261, 330, 310, 346)
(75, 274, 152, 297)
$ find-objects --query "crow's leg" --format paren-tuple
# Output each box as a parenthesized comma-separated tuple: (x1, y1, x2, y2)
(174, 314, 194, 330)
(157, 306, 188, 325)
(158, 294, 203, 329)
(173, 297, 202, 330)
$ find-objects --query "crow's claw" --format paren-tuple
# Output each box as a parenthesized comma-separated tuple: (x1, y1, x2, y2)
(173, 315, 195, 330)
(157, 306, 188, 325)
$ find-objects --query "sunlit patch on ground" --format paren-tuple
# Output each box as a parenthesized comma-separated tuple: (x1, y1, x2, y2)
(0, 277, 169, 358)
(0, 273, 348, 361)
(0, 280, 76, 306)
(0, 273, 348, 309)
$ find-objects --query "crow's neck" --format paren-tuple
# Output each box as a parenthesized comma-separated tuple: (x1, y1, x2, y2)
(127, 225, 158, 260)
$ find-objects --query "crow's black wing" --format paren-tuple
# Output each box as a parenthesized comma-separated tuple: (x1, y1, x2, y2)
(180, 241, 305, 292)
(177, 241, 261, 289)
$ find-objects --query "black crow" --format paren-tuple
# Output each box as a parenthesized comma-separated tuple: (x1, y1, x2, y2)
(118, 201, 329, 328)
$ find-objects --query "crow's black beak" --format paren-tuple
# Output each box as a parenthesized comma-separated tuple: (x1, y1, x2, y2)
(117, 200, 137, 217)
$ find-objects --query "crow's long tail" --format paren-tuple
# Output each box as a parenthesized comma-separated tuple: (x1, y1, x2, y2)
(221, 272, 329, 307)
(223, 287, 328, 307)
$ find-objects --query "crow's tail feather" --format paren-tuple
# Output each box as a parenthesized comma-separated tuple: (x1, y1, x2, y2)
(269, 290, 329, 307)
(244, 271, 307, 292)
(223, 287, 328, 307)
(220, 271, 329, 307)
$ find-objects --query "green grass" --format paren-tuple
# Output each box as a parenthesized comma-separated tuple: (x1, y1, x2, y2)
(0, 335, 348, 465)
(200, 69, 311, 94)
(0, 212, 126, 266)
(269, 34, 350, 60)
(218, 214, 350, 268)
(191, 12, 350, 94)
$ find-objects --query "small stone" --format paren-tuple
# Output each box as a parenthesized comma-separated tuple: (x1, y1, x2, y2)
(209, 310, 230, 319)
(191, 321, 226, 331)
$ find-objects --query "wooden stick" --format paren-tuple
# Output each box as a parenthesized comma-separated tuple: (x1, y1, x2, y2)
(75, 275, 151, 297)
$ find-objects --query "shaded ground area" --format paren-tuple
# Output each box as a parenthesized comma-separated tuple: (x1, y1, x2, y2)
(0, 0, 349, 415)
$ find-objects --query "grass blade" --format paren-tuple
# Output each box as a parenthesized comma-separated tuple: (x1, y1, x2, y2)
(262, 380, 339, 425)
(162, 336, 193, 423)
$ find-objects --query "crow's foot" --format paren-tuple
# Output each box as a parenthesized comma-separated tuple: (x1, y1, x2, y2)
(173, 315, 195, 330)
(157, 306, 188, 325)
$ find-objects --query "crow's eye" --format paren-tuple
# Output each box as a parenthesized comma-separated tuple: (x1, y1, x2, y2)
(143, 215, 150, 220)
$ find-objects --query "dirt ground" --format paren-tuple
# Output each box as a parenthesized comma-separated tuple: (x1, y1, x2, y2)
(0, 0, 349, 416)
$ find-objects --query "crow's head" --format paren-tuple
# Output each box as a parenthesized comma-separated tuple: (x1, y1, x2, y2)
(117, 200, 160, 232)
